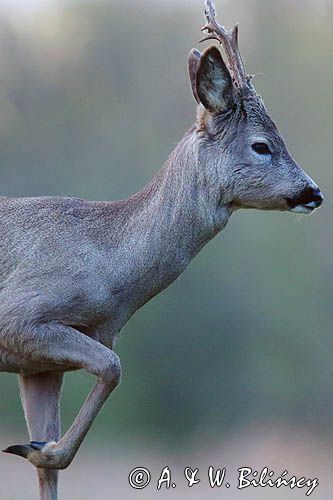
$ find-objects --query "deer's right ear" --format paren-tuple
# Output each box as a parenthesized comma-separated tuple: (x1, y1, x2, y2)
(195, 46, 234, 114)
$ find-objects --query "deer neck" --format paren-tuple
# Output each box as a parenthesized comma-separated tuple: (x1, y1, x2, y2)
(116, 128, 232, 300)
(149, 129, 231, 255)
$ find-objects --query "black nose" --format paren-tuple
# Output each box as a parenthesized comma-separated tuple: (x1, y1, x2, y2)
(312, 188, 324, 207)
(289, 186, 324, 209)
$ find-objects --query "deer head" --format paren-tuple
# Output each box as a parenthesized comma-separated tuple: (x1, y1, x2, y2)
(188, 0, 323, 214)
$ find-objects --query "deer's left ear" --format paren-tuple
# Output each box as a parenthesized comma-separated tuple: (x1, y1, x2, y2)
(195, 46, 234, 113)
(188, 48, 202, 104)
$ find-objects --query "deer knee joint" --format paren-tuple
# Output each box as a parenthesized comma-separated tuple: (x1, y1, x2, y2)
(100, 352, 122, 388)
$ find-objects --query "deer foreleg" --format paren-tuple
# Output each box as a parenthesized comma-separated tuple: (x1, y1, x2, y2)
(3, 322, 121, 471)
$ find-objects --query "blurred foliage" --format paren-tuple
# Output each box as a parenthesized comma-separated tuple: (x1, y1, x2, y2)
(0, 0, 332, 450)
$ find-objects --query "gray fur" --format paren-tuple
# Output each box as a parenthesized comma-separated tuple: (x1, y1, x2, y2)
(0, 4, 323, 500)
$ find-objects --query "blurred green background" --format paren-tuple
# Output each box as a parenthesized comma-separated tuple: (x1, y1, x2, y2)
(0, 0, 332, 498)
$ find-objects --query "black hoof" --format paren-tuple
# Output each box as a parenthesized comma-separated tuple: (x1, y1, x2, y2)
(3, 444, 31, 458)
(3, 441, 47, 458)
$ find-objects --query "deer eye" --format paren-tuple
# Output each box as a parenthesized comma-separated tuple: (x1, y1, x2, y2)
(251, 142, 271, 155)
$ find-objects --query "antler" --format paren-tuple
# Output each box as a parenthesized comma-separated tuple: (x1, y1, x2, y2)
(200, 0, 251, 91)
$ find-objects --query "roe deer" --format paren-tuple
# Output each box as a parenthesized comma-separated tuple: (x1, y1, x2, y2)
(1, 1, 323, 499)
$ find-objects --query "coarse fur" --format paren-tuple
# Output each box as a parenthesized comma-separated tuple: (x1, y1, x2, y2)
(1, 1, 323, 499)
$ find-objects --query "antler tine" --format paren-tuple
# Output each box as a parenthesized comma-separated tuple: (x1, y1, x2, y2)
(205, 0, 217, 19)
(200, 0, 250, 90)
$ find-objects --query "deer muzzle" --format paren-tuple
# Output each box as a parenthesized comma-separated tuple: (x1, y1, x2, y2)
(286, 186, 324, 214)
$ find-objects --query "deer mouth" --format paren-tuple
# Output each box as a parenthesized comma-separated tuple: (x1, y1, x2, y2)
(288, 202, 318, 214)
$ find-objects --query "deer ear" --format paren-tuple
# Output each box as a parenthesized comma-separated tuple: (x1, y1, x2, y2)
(188, 48, 202, 104)
(195, 46, 234, 113)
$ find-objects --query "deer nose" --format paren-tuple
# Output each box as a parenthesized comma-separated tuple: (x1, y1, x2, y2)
(290, 186, 324, 209)
(312, 188, 324, 208)
(300, 186, 324, 208)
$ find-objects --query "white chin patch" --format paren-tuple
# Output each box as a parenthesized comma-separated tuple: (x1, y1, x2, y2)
(289, 204, 314, 215)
